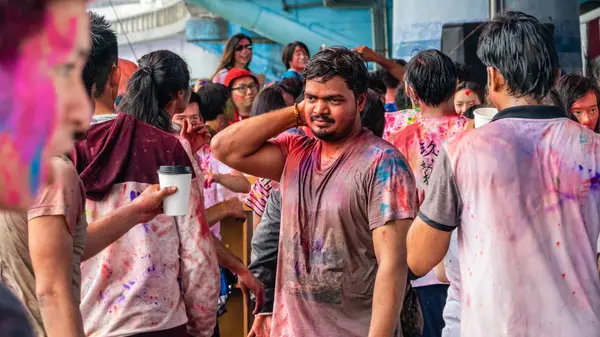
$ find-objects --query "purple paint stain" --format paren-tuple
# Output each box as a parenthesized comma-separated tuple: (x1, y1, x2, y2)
(579, 165, 584, 171)
(130, 191, 137, 201)
(294, 261, 301, 276)
(589, 173, 600, 190)
(123, 284, 130, 290)
(116, 293, 126, 303)
(129, 281, 135, 285)
(313, 239, 323, 253)
(143, 223, 149, 233)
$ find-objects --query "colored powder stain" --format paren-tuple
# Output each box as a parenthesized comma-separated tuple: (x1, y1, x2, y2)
(587, 173, 600, 190)
(556, 241, 561, 247)
(558, 223, 561, 227)
(562, 273, 566, 278)
(151, 224, 158, 232)
(123, 284, 130, 290)
(28, 146, 43, 195)
(116, 294, 126, 303)
(200, 305, 206, 312)
(143, 223, 149, 233)
(465, 89, 472, 96)
(129, 281, 135, 285)
(579, 165, 584, 171)
(572, 291, 577, 295)
(123, 184, 127, 191)
(130, 190, 138, 201)
(294, 261, 301, 276)
(380, 202, 389, 216)
(151, 322, 158, 326)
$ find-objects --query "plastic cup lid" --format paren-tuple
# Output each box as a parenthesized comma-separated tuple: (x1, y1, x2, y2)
(157, 166, 192, 174)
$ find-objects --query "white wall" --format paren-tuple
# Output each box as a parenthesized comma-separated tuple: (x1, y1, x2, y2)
(118, 32, 221, 79)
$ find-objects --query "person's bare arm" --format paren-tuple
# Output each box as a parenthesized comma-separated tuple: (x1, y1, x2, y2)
(354, 45, 405, 82)
(407, 216, 452, 277)
(29, 215, 84, 337)
(368, 220, 411, 337)
(205, 198, 246, 227)
(207, 170, 251, 193)
(211, 234, 265, 314)
(82, 185, 177, 261)
(211, 105, 301, 180)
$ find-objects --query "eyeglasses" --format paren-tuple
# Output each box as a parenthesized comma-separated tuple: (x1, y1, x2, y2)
(235, 44, 253, 52)
(232, 83, 258, 92)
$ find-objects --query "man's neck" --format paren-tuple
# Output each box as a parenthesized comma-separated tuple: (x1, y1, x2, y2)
(94, 97, 116, 116)
(495, 96, 541, 111)
(419, 101, 455, 118)
(320, 125, 363, 160)
(385, 89, 396, 104)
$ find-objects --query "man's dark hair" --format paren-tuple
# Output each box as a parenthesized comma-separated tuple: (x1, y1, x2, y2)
(555, 73, 600, 131)
(454, 62, 470, 83)
(189, 90, 201, 109)
(282, 41, 310, 69)
(456, 81, 484, 103)
(394, 84, 412, 110)
(83, 12, 118, 98)
(405, 49, 457, 107)
(197, 83, 230, 122)
(477, 11, 559, 101)
(118, 50, 190, 132)
(303, 46, 368, 98)
(376, 59, 406, 89)
(251, 86, 287, 117)
(361, 89, 385, 137)
(368, 72, 386, 96)
(278, 77, 303, 100)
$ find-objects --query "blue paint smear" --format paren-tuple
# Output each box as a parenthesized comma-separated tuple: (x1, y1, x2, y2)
(143, 223, 149, 233)
(29, 146, 44, 195)
(130, 191, 137, 201)
(380, 202, 389, 215)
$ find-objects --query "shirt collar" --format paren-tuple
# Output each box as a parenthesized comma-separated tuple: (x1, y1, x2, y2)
(491, 105, 572, 122)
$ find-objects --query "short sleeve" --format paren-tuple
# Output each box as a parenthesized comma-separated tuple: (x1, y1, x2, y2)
(27, 157, 83, 236)
(368, 149, 417, 230)
(418, 148, 463, 231)
(268, 131, 306, 159)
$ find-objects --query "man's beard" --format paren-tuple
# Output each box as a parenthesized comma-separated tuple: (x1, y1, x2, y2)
(310, 114, 353, 143)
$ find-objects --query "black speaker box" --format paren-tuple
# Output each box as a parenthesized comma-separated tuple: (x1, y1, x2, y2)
(441, 22, 555, 88)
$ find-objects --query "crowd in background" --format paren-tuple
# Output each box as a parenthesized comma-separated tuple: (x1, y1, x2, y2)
(1, 2, 600, 337)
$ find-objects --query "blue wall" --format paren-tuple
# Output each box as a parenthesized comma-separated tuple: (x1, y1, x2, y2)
(186, 0, 393, 81)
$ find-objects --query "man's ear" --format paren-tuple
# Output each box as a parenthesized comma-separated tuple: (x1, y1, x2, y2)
(111, 64, 121, 88)
(357, 92, 367, 112)
(487, 67, 506, 95)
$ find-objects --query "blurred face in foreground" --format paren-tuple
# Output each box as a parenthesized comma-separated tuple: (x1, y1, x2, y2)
(0, 0, 91, 210)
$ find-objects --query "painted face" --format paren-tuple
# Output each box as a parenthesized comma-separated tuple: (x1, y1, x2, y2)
(0, 0, 90, 210)
(231, 76, 258, 110)
(304, 76, 364, 142)
(234, 39, 252, 67)
(571, 90, 599, 131)
(290, 46, 309, 72)
(172, 102, 203, 127)
(454, 88, 481, 115)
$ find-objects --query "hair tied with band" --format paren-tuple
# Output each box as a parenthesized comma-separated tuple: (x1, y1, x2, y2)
(141, 66, 153, 76)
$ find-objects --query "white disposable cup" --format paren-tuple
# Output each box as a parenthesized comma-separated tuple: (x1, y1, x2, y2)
(473, 107, 499, 128)
(157, 166, 192, 216)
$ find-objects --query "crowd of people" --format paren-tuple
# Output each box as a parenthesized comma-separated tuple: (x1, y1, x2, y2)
(1, 1, 600, 337)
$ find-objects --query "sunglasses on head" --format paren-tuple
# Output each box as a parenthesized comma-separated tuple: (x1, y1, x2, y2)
(235, 44, 253, 52)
